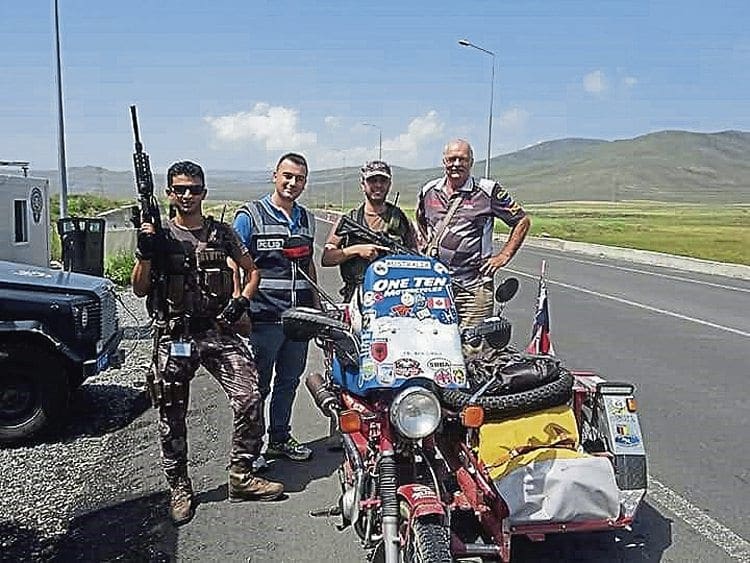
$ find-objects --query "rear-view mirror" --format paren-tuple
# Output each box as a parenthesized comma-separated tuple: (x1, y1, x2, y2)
(495, 277, 519, 303)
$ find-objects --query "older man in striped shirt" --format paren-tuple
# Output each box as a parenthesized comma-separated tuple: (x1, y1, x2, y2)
(416, 139, 531, 329)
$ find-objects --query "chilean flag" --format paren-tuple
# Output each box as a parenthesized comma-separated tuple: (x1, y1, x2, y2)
(526, 260, 555, 356)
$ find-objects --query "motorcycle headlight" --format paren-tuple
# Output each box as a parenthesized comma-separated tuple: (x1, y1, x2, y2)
(390, 387, 441, 439)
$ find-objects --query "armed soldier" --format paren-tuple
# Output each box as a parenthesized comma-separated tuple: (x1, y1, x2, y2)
(131, 161, 284, 525)
(321, 160, 418, 301)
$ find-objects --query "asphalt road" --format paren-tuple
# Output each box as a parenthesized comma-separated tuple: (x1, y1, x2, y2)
(48, 221, 750, 563)
(502, 245, 750, 562)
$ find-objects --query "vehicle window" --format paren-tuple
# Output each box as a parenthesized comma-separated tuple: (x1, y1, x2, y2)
(14, 199, 29, 243)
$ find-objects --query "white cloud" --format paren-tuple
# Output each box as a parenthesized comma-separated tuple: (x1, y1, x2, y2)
(381, 110, 445, 166)
(204, 106, 445, 169)
(623, 76, 638, 87)
(498, 107, 530, 133)
(315, 111, 445, 170)
(583, 70, 607, 94)
(204, 102, 317, 151)
(324, 115, 342, 129)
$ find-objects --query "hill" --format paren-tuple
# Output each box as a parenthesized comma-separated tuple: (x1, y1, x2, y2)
(31, 130, 750, 206)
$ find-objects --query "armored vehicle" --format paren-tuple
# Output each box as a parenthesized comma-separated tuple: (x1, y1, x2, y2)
(0, 260, 123, 444)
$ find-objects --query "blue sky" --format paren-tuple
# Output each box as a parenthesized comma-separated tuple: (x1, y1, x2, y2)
(1, 0, 748, 173)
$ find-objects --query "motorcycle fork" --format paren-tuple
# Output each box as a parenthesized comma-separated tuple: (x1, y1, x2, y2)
(377, 423, 400, 563)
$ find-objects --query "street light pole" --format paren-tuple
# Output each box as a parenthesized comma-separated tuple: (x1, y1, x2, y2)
(54, 0, 69, 218)
(362, 123, 382, 160)
(340, 154, 346, 211)
(333, 149, 347, 211)
(458, 39, 495, 179)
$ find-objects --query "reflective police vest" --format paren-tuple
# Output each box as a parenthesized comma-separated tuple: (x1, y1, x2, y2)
(236, 200, 315, 322)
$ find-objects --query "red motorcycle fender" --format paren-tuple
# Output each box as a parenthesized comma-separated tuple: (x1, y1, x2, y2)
(397, 484, 445, 520)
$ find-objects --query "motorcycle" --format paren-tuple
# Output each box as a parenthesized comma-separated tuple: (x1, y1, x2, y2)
(280, 222, 647, 562)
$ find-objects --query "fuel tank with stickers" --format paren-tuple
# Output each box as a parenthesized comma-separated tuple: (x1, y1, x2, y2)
(331, 254, 469, 395)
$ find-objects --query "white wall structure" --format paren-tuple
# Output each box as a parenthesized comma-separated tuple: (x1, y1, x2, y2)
(96, 206, 137, 257)
(0, 174, 50, 267)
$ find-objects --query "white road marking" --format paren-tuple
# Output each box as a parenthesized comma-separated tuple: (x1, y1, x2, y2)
(524, 248, 750, 293)
(506, 267, 750, 338)
(649, 476, 750, 562)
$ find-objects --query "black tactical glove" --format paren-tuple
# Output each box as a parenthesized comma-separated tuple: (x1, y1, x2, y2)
(136, 230, 156, 260)
(217, 296, 250, 325)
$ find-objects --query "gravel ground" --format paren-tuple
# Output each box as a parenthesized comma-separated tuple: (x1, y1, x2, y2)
(0, 290, 158, 561)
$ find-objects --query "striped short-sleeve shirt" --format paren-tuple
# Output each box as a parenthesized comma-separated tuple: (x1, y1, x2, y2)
(416, 176, 526, 283)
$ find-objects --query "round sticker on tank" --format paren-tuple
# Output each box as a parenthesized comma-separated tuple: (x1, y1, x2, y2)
(452, 368, 466, 386)
(372, 262, 389, 276)
(363, 291, 376, 307)
(401, 292, 415, 307)
(427, 358, 451, 370)
(434, 370, 453, 387)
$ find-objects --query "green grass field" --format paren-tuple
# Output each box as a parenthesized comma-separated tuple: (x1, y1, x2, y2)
(523, 201, 750, 265)
(108, 198, 750, 268)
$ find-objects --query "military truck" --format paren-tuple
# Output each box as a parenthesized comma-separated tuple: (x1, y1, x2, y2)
(0, 260, 124, 443)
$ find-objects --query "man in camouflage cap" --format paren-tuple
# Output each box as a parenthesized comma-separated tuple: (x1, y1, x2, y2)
(322, 159, 418, 301)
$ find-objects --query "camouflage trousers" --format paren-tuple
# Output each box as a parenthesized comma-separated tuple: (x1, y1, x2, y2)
(454, 278, 494, 330)
(454, 278, 495, 358)
(154, 328, 263, 482)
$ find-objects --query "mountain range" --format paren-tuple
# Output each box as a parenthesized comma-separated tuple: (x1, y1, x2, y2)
(30, 129, 750, 206)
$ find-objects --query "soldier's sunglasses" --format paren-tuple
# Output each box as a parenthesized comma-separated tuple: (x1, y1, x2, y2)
(169, 185, 205, 195)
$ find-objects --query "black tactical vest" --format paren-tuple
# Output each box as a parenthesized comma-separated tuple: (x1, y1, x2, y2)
(157, 219, 235, 321)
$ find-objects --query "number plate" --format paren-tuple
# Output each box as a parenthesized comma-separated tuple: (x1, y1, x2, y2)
(96, 353, 109, 372)
(170, 341, 192, 358)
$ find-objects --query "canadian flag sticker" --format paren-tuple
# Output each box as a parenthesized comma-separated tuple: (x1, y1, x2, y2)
(427, 297, 450, 309)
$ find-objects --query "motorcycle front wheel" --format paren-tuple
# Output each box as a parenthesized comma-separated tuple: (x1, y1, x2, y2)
(400, 503, 453, 563)
(371, 507, 453, 563)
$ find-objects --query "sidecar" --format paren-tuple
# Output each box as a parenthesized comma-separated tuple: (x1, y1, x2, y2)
(438, 361, 647, 560)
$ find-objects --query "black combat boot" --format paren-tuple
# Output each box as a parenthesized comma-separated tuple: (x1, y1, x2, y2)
(228, 459, 284, 502)
(167, 474, 194, 525)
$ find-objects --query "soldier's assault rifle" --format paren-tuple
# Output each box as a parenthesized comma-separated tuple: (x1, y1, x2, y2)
(334, 214, 415, 256)
(129, 104, 166, 407)
(335, 214, 472, 293)
(130, 105, 161, 231)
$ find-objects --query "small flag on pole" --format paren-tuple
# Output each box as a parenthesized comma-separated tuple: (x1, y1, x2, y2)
(526, 260, 555, 355)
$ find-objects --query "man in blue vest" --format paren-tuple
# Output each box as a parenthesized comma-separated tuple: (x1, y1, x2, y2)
(234, 152, 319, 465)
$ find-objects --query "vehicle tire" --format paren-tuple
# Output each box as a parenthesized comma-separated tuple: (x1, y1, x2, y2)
(402, 513, 453, 563)
(281, 307, 350, 342)
(439, 367, 573, 420)
(0, 343, 69, 445)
